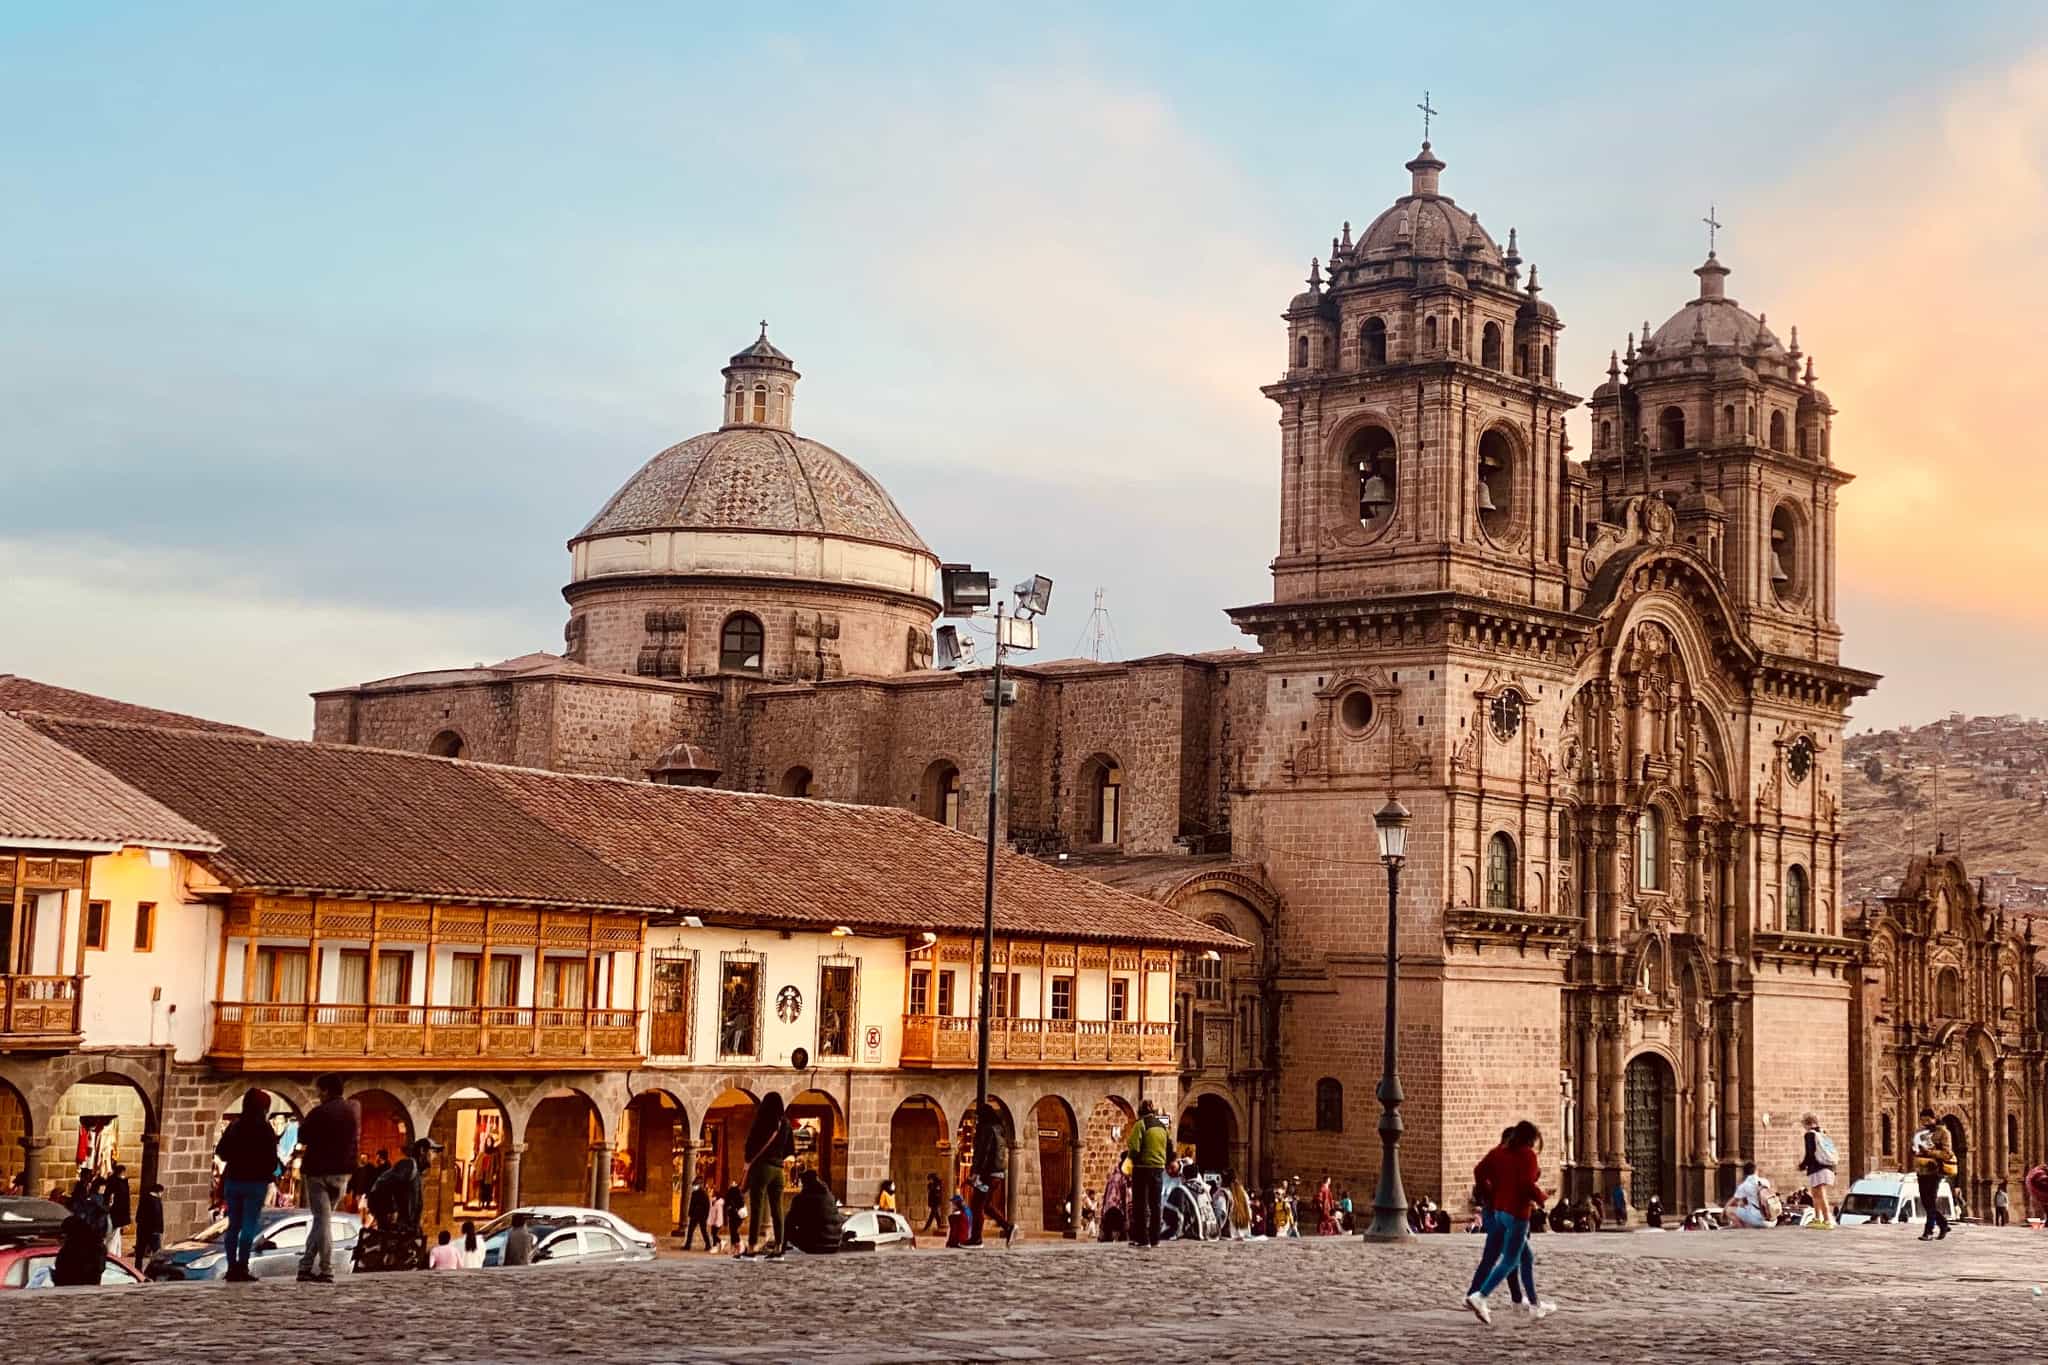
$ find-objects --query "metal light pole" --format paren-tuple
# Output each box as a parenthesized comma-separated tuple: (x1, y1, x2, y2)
(973, 598, 1005, 1122)
(1362, 795, 1413, 1242)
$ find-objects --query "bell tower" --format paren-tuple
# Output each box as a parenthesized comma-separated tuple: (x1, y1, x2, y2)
(1265, 142, 1579, 611)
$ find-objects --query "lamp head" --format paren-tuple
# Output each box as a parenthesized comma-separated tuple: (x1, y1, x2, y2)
(1374, 795, 1412, 864)
(940, 563, 993, 617)
(1012, 574, 1054, 619)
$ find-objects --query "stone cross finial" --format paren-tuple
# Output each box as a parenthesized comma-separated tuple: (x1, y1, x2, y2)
(759, 319, 769, 339)
(1701, 204, 1722, 255)
(1417, 91, 1438, 141)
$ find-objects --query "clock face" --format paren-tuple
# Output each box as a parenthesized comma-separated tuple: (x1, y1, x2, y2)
(1788, 736, 1814, 784)
(1489, 690, 1524, 742)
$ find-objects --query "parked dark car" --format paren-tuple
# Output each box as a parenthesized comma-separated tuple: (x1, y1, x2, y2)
(145, 1207, 361, 1281)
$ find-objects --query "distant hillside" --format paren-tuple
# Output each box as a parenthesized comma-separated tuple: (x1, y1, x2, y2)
(1844, 714, 2048, 911)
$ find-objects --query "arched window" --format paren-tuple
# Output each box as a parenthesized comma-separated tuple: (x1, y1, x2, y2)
(719, 613, 764, 672)
(1936, 968, 1962, 1017)
(731, 389, 746, 424)
(1797, 426, 1809, 457)
(779, 766, 813, 798)
(1089, 759, 1123, 844)
(1295, 334, 1310, 369)
(1485, 832, 1517, 909)
(1361, 317, 1387, 366)
(1481, 321, 1503, 370)
(1598, 419, 1612, 450)
(1476, 428, 1514, 539)
(1348, 425, 1397, 532)
(751, 384, 767, 423)
(1636, 806, 1664, 892)
(1572, 503, 1585, 542)
(1516, 344, 1529, 377)
(1784, 865, 1809, 932)
(1451, 316, 1463, 353)
(2010, 1112, 2022, 1154)
(1747, 406, 1758, 436)
(1659, 406, 1686, 451)
(1425, 315, 1438, 350)
(1881, 1112, 1894, 1156)
(1542, 344, 1553, 380)
(427, 730, 465, 759)
(1315, 1077, 1343, 1132)
(921, 760, 962, 827)
(1721, 403, 1735, 437)
(1558, 807, 1575, 861)
(1769, 410, 1787, 451)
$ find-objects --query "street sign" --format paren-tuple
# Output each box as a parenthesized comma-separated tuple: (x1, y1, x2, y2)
(863, 1024, 882, 1062)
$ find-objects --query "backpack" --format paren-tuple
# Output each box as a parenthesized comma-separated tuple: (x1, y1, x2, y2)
(1813, 1130, 1838, 1169)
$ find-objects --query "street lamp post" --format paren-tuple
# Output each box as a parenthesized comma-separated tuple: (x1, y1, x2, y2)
(973, 598, 1005, 1120)
(1362, 795, 1412, 1242)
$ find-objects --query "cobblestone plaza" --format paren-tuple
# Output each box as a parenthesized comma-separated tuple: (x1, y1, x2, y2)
(7, 1227, 2048, 1362)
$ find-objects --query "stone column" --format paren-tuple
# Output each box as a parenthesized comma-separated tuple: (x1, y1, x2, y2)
(1068, 1139, 1085, 1240)
(591, 1144, 613, 1210)
(1603, 1025, 1626, 1194)
(21, 1136, 52, 1201)
(675, 1139, 699, 1234)
(1580, 1012, 1603, 1182)
(1692, 1016, 1712, 1204)
(500, 1142, 524, 1211)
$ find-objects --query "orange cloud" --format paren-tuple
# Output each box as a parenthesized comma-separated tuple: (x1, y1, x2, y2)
(1765, 50, 2048, 619)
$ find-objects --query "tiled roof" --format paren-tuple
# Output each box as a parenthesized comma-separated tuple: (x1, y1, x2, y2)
(0, 715, 221, 853)
(0, 675, 256, 734)
(28, 719, 653, 910)
(23, 718, 1241, 950)
(483, 767, 1243, 950)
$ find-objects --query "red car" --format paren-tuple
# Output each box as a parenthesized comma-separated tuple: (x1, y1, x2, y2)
(0, 1198, 143, 1290)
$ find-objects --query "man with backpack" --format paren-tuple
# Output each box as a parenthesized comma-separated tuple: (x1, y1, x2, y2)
(1798, 1113, 1839, 1228)
(1124, 1099, 1171, 1249)
(1910, 1109, 1955, 1241)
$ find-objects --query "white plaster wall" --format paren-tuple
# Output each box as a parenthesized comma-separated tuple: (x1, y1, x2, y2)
(69, 849, 215, 1061)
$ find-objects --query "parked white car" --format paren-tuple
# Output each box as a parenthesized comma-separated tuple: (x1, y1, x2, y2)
(840, 1207, 917, 1249)
(478, 1206, 656, 1251)
(1836, 1172, 1958, 1227)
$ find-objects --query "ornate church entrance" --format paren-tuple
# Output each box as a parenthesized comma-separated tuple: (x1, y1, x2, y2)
(1625, 1054, 1674, 1211)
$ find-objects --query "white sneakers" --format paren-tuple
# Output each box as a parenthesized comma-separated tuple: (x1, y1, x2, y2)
(1461, 1292, 1559, 1325)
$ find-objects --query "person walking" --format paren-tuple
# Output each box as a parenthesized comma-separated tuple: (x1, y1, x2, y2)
(1124, 1099, 1171, 1249)
(742, 1093, 793, 1257)
(1466, 1127, 1540, 1313)
(296, 1074, 359, 1282)
(968, 1103, 1016, 1247)
(1910, 1109, 1955, 1241)
(1795, 1113, 1838, 1228)
(501, 1210, 536, 1266)
(134, 1182, 165, 1263)
(921, 1172, 945, 1235)
(723, 1181, 745, 1254)
(1463, 1121, 1552, 1325)
(683, 1180, 712, 1250)
(215, 1088, 279, 1281)
(1994, 1179, 2011, 1227)
(1315, 1175, 1339, 1236)
(101, 1163, 132, 1258)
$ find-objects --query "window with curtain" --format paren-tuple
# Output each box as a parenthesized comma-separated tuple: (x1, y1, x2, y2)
(374, 950, 413, 1006)
(255, 947, 309, 1007)
(334, 949, 370, 1005)
(449, 953, 481, 1008)
(541, 956, 587, 1010)
(486, 954, 520, 1007)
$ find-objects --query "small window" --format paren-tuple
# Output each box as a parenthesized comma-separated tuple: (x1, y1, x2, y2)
(1485, 833, 1517, 910)
(937, 970, 956, 1017)
(1109, 978, 1129, 1022)
(1425, 315, 1438, 350)
(1362, 317, 1387, 366)
(909, 968, 931, 1016)
(752, 384, 768, 423)
(780, 766, 813, 798)
(428, 730, 464, 759)
(1784, 866, 1809, 933)
(2010, 1112, 2022, 1154)
(1936, 968, 1962, 1018)
(1598, 419, 1612, 450)
(1881, 1112, 1893, 1156)
(987, 971, 1021, 1018)
(1637, 807, 1664, 892)
(1721, 403, 1736, 437)
(1295, 334, 1310, 369)
(720, 613, 764, 672)
(1769, 409, 1788, 451)
(1050, 976, 1074, 1021)
(1191, 948, 1224, 1003)
(1558, 808, 1575, 860)
(134, 902, 156, 953)
(1481, 321, 1503, 370)
(1451, 316, 1463, 353)
(1659, 406, 1686, 451)
(84, 900, 109, 951)
(1315, 1077, 1343, 1132)
(1339, 690, 1374, 734)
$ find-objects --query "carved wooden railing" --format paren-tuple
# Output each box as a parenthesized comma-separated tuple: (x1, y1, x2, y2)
(209, 1002, 641, 1065)
(0, 975, 83, 1039)
(899, 1013, 1175, 1068)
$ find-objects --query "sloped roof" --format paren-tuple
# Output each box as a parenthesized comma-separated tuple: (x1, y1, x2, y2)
(23, 717, 1241, 950)
(0, 715, 221, 853)
(0, 674, 256, 734)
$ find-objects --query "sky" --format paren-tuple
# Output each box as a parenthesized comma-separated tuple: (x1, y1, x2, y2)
(2, 1, 2045, 737)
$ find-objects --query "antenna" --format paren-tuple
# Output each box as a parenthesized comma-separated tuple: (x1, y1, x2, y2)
(1073, 588, 1122, 661)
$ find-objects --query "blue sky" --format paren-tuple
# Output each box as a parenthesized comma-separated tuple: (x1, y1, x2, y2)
(4, 1, 2045, 734)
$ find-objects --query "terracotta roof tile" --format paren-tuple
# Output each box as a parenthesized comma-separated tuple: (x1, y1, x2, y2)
(0, 715, 221, 852)
(0, 674, 256, 734)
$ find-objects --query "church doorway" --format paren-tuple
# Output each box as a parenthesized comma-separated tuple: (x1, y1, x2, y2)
(1031, 1096, 1076, 1234)
(1624, 1053, 1675, 1211)
(1941, 1114, 1969, 1214)
(1176, 1093, 1236, 1174)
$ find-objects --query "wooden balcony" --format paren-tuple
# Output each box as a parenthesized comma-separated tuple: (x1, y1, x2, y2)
(899, 1014, 1177, 1071)
(0, 974, 83, 1045)
(208, 1002, 642, 1071)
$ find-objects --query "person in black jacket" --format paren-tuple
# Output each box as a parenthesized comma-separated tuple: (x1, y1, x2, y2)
(215, 1088, 279, 1281)
(921, 1171, 945, 1234)
(51, 1213, 107, 1287)
(682, 1181, 712, 1250)
(784, 1168, 844, 1254)
(969, 1103, 1014, 1247)
(741, 1093, 793, 1257)
(134, 1182, 165, 1263)
(296, 1074, 360, 1282)
(103, 1163, 132, 1257)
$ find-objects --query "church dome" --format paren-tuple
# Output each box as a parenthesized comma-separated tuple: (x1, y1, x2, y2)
(1352, 143, 1503, 267)
(577, 427, 931, 555)
(1646, 254, 1787, 357)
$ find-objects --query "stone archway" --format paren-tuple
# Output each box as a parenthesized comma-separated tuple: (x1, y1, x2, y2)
(1031, 1095, 1077, 1234)
(423, 1086, 513, 1234)
(1624, 1052, 1677, 1211)
(56, 1071, 162, 1198)
(1176, 1092, 1238, 1174)
(0, 1074, 29, 1193)
(699, 1088, 759, 1195)
(889, 1095, 949, 1232)
(614, 1089, 688, 1235)
(349, 1087, 415, 1168)
(523, 1086, 607, 1209)
(1083, 1095, 1137, 1207)
(790, 1089, 847, 1203)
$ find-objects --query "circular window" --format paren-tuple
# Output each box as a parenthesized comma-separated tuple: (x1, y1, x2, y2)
(1340, 690, 1374, 734)
(1489, 690, 1524, 741)
(1788, 736, 1814, 785)
(1477, 429, 1515, 541)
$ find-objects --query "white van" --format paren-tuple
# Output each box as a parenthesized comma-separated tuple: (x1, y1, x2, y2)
(1836, 1171, 1958, 1227)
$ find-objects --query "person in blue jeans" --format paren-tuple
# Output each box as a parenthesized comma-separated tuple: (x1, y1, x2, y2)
(1464, 1121, 1554, 1324)
(214, 1087, 280, 1281)
(1466, 1128, 1534, 1306)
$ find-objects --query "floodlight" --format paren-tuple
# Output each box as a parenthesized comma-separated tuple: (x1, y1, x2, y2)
(1012, 574, 1054, 618)
(940, 563, 994, 616)
(994, 615, 1038, 651)
(935, 625, 963, 669)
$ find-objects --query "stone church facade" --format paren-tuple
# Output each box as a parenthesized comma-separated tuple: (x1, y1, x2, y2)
(317, 139, 1883, 1208)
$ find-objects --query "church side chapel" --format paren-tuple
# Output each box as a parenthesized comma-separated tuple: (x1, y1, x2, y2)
(316, 115, 1905, 1207)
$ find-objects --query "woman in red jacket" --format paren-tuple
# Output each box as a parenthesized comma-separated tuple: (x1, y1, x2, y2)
(1464, 1121, 1551, 1325)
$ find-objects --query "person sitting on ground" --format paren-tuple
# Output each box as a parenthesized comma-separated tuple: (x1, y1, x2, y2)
(945, 1194, 973, 1248)
(784, 1168, 846, 1255)
(1724, 1162, 1771, 1229)
(427, 1229, 463, 1269)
